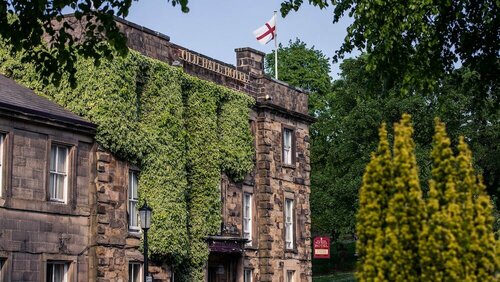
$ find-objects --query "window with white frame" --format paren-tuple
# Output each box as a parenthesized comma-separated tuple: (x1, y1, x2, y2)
(285, 198, 294, 249)
(49, 145, 69, 203)
(286, 270, 295, 282)
(283, 128, 293, 165)
(46, 261, 68, 282)
(129, 262, 142, 282)
(243, 193, 253, 244)
(244, 268, 253, 282)
(0, 134, 4, 197)
(128, 171, 139, 231)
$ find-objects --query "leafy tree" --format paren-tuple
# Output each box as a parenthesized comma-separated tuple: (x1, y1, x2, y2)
(311, 56, 432, 236)
(280, 0, 499, 95)
(265, 39, 331, 113)
(0, 0, 190, 84)
(270, 44, 499, 236)
(435, 68, 500, 204)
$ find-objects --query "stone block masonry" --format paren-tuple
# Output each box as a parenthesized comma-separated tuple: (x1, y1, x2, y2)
(112, 17, 314, 282)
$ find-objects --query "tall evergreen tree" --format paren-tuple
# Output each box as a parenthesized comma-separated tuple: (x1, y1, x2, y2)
(384, 114, 424, 281)
(357, 115, 499, 281)
(356, 124, 392, 281)
(419, 119, 462, 280)
(455, 137, 499, 280)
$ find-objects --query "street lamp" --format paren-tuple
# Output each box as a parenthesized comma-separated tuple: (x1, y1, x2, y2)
(139, 201, 152, 282)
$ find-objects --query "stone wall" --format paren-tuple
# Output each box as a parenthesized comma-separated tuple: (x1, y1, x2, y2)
(0, 115, 96, 282)
(112, 17, 313, 282)
(49, 15, 314, 281)
(113, 18, 310, 117)
(254, 111, 312, 282)
(94, 147, 172, 282)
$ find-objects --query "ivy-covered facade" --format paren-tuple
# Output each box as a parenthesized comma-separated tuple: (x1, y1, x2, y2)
(0, 17, 313, 282)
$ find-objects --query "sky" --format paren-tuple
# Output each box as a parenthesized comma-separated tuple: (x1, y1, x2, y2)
(125, 0, 355, 79)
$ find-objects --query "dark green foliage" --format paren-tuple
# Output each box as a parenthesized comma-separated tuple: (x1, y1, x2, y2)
(0, 0, 191, 85)
(218, 88, 255, 182)
(264, 39, 331, 113)
(275, 54, 498, 238)
(310, 56, 433, 236)
(183, 77, 222, 281)
(312, 240, 357, 276)
(280, 0, 499, 95)
(0, 42, 254, 281)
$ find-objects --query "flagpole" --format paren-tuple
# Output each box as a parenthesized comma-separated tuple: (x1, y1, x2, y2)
(274, 10, 278, 80)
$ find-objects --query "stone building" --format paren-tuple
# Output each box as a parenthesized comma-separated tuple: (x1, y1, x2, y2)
(0, 16, 313, 282)
(0, 74, 147, 282)
(112, 18, 314, 282)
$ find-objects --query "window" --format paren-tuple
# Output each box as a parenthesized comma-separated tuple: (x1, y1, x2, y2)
(129, 263, 142, 282)
(285, 198, 294, 249)
(244, 268, 253, 282)
(243, 193, 252, 244)
(0, 134, 4, 197)
(128, 171, 139, 231)
(46, 261, 68, 282)
(286, 270, 295, 282)
(0, 258, 5, 280)
(282, 128, 294, 165)
(49, 145, 69, 202)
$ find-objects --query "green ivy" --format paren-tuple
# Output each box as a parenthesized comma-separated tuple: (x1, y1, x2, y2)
(0, 41, 254, 280)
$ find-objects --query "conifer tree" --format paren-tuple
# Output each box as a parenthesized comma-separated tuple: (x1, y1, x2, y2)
(419, 119, 463, 280)
(356, 124, 392, 281)
(455, 137, 499, 281)
(357, 115, 499, 281)
(384, 114, 425, 281)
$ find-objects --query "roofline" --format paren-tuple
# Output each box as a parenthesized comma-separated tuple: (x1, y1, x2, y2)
(0, 103, 97, 133)
(111, 15, 310, 95)
(254, 101, 316, 124)
(113, 16, 172, 42)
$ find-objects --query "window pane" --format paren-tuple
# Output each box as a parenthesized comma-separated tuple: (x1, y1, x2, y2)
(56, 174, 65, 200)
(50, 145, 57, 171)
(243, 193, 252, 241)
(129, 171, 140, 230)
(47, 262, 67, 282)
(284, 130, 291, 147)
(287, 271, 294, 282)
(57, 147, 67, 173)
(244, 269, 252, 282)
(133, 174, 138, 199)
(54, 264, 64, 281)
(49, 173, 55, 198)
(129, 173, 133, 198)
(129, 263, 141, 282)
(129, 201, 137, 227)
(285, 199, 294, 249)
(47, 264, 54, 282)
(283, 129, 293, 164)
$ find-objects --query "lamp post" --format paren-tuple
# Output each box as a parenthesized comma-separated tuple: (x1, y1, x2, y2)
(139, 201, 152, 282)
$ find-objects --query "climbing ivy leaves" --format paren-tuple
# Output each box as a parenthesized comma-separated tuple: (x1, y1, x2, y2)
(0, 44, 254, 281)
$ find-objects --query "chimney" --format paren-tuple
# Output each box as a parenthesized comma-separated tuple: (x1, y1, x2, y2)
(235, 48, 266, 76)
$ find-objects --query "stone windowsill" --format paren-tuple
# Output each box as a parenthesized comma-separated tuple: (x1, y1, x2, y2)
(128, 230, 142, 238)
(282, 164, 296, 169)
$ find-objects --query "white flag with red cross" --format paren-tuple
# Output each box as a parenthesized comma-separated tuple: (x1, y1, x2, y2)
(253, 15, 276, 45)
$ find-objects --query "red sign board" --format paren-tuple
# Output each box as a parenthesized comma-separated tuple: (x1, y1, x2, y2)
(313, 236, 330, 259)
